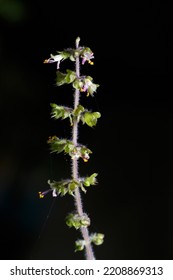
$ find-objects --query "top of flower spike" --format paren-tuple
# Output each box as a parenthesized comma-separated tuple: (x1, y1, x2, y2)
(44, 45, 94, 69)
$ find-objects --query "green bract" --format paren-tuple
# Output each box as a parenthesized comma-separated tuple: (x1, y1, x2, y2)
(56, 70, 76, 86)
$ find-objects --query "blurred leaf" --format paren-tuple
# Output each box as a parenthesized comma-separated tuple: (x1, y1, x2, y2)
(0, 0, 26, 22)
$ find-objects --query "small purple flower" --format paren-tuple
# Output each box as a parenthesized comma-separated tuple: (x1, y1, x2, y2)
(81, 51, 94, 65)
(80, 79, 92, 93)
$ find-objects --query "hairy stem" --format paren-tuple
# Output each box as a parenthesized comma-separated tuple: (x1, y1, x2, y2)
(71, 37, 95, 260)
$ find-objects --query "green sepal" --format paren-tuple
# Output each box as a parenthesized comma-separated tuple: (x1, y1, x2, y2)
(83, 173, 98, 187)
(47, 136, 67, 153)
(79, 182, 87, 193)
(58, 49, 73, 60)
(90, 233, 104, 246)
(65, 213, 90, 229)
(50, 103, 72, 121)
(56, 70, 76, 86)
(57, 50, 70, 60)
(68, 181, 79, 195)
(73, 104, 85, 117)
(73, 104, 85, 123)
(78, 146, 92, 162)
(65, 69, 76, 84)
(56, 71, 67, 86)
(75, 240, 85, 252)
(48, 179, 68, 196)
(80, 47, 93, 57)
(75, 232, 104, 252)
(82, 111, 101, 127)
(80, 76, 100, 96)
(87, 82, 100, 96)
(64, 142, 75, 154)
(72, 78, 83, 90)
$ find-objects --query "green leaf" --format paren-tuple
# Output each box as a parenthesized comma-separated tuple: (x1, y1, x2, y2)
(83, 173, 98, 187)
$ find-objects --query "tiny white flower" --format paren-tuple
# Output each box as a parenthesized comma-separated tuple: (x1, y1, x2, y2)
(44, 54, 64, 69)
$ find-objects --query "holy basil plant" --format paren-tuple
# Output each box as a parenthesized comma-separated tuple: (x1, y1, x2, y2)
(39, 37, 104, 260)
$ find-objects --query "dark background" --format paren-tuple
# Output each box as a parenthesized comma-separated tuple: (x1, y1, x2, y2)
(0, 0, 173, 260)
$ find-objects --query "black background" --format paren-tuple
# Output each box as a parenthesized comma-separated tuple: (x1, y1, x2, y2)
(0, 0, 173, 260)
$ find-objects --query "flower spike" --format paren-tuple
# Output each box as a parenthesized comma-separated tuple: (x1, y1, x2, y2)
(42, 38, 103, 260)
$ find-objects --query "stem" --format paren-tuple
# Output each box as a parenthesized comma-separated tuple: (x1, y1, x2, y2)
(71, 37, 95, 260)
